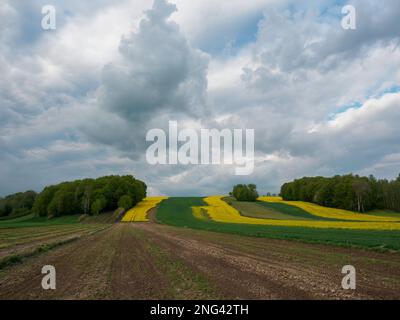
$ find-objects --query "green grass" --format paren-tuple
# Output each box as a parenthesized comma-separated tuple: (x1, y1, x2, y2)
(255, 200, 345, 221)
(0, 208, 124, 229)
(225, 197, 307, 220)
(366, 209, 400, 218)
(0, 215, 80, 229)
(225, 197, 342, 221)
(0, 213, 35, 223)
(156, 197, 400, 252)
(0, 210, 32, 221)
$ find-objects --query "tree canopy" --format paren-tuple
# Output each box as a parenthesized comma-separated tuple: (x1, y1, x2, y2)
(231, 184, 259, 202)
(280, 174, 400, 212)
(32, 175, 146, 218)
(0, 190, 37, 217)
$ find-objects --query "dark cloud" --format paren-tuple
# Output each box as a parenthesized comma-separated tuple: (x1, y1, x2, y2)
(1, 0, 400, 196)
(82, 0, 209, 159)
(100, 0, 208, 121)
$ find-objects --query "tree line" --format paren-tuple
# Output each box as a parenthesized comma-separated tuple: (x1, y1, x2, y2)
(0, 175, 147, 218)
(0, 191, 37, 218)
(280, 174, 400, 212)
(33, 175, 146, 217)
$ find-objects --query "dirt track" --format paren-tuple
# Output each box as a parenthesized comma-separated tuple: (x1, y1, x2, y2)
(0, 223, 399, 300)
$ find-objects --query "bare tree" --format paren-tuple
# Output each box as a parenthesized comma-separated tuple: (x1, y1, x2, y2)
(352, 179, 371, 212)
(82, 185, 92, 215)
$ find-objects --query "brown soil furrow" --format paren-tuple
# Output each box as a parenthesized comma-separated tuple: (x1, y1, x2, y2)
(0, 226, 115, 299)
(107, 224, 170, 299)
(0, 226, 106, 260)
(0, 224, 215, 300)
(135, 223, 400, 299)
(135, 224, 323, 299)
(1, 222, 399, 300)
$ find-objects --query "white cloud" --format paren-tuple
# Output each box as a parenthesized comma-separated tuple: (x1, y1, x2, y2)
(1, 0, 400, 196)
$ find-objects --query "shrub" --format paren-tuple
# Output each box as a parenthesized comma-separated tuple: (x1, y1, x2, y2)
(232, 184, 259, 202)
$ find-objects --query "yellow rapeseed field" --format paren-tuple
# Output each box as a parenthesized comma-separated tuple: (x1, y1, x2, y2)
(258, 197, 400, 222)
(192, 196, 400, 230)
(191, 206, 209, 221)
(122, 197, 168, 222)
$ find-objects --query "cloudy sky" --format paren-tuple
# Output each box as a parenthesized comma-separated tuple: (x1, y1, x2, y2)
(1, 0, 400, 196)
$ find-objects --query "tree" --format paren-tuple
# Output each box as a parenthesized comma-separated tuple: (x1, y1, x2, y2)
(0, 190, 38, 217)
(118, 195, 133, 210)
(82, 184, 92, 216)
(0, 202, 12, 217)
(352, 178, 371, 212)
(91, 196, 107, 215)
(232, 184, 259, 201)
(280, 173, 400, 213)
(33, 186, 58, 217)
(46, 187, 75, 217)
(31, 175, 147, 218)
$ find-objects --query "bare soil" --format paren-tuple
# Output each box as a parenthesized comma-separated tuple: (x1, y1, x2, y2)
(0, 222, 399, 300)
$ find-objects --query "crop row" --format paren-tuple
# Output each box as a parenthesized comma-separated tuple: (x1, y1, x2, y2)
(258, 197, 400, 222)
(193, 196, 400, 230)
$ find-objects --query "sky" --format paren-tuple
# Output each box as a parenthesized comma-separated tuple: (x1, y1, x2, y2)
(1, 0, 400, 196)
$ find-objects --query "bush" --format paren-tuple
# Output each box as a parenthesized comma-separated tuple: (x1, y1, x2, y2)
(232, 184, 259, 202)
(118, 195, 133, 211)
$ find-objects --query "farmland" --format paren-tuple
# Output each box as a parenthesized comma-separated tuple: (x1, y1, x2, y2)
(156, 197, 400, 250)
(122, 197, 168, 222)
(258, 197, 400, 222)
(195, 196, 400, 230)
(0, 196, 400, 299)
(0, 213, 115, 270)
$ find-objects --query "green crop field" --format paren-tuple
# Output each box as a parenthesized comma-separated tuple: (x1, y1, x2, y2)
(1, 196, 400, 300)
(156, 197, 400, 251)
(225, 197, 341, 221)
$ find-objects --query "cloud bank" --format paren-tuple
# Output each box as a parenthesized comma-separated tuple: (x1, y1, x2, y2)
(1, 0, 400, 196)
